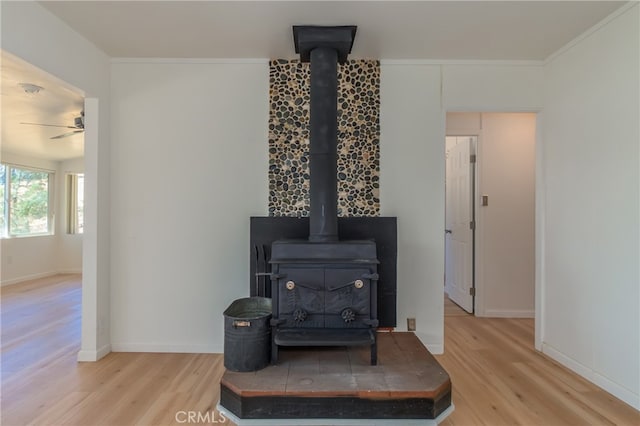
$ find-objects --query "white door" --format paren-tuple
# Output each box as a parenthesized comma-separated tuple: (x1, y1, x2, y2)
(445, 136, 474, 313)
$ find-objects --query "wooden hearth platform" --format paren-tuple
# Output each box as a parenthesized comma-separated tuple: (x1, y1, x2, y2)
(218, 332, 452, 424)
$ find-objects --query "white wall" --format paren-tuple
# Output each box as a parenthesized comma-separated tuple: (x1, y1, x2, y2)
(380, 64, 444, 352)
(540, 4, 639, 409)
(2, 0, 112, 360)
(110, 60, 269, 352)
(447, 112, 536, 318)
(479, 113, 536, 317)
(443, 64, 543, 112)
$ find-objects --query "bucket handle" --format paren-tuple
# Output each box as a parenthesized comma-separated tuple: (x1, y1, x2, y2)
(233, 320, 251, 328)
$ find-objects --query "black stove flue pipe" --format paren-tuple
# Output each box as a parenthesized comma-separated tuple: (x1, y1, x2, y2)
(308, 46, 338, 242)
(293, 25, 357, 243)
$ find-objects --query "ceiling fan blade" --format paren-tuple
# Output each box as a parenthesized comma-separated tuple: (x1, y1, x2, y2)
(51, 130, 84, 140)
(21, 122, 78, 129)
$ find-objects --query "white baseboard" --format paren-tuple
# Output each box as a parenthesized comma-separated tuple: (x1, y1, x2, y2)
(591, 371, 640, 411)
(482, 309, 534, 318)
(1, 269, 82, 287)
(111, 342, 223, 354)
(57, 269, 82, 275)
(425, 343, 444, 355)
(542, 343, 640, 410)
(1, 271, 58, 286)
(413, 332, 444, 355)
(77, 344, 111, 362)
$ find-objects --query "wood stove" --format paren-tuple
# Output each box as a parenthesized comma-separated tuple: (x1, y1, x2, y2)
(270, 26, 379, 365)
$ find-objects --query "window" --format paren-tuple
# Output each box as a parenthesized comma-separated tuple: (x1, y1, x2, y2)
(66, 173, 84, 234)
(0, 163, 54, 238)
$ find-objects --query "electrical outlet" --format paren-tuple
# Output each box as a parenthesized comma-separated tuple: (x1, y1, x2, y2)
(407, 317, 416, 331)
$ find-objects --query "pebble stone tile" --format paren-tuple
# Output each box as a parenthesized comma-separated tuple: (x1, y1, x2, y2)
(268, 59, 380, 217)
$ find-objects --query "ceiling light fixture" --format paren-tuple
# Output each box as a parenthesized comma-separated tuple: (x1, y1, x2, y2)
(19, 83, 44, 94)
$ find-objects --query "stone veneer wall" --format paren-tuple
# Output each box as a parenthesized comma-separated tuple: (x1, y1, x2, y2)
(268, 59, 380, 217)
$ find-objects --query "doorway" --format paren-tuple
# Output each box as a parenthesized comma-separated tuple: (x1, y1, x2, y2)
(0, 51, 85, 360)
(445, 112, 536, 318)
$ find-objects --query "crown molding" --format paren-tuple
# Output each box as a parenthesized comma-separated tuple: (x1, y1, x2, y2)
(545, 2, 638, 65)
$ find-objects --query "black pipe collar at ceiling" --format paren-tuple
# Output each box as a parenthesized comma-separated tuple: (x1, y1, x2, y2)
(293, 26, 357, 64)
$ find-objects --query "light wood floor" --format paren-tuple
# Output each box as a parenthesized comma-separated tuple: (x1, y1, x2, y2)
(1, 276, 638, 425)
(438, 296, 638, 425)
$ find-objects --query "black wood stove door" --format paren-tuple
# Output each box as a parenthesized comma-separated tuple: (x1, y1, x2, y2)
(325, 268, 371, 328)
(277, 266, 373, 329)
(277, 267, 325, 328)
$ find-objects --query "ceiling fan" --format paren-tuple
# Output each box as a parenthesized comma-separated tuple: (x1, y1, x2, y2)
(20, 111, 84, 139)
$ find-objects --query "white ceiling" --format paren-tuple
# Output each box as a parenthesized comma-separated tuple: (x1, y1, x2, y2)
(1, 51, 84, 162)
(2, 1, 627, 162)
(40, 1, 625, 60)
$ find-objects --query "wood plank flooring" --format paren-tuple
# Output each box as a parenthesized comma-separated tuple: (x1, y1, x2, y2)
(1, 276, 638, 425)
(438, 297, 639, 425)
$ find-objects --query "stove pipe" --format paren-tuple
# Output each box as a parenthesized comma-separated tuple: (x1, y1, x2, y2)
(308, 47, 338, 242)
(293, 26, 357, 243)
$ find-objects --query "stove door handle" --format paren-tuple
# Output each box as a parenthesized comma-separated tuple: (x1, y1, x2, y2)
(327, 280, 366, 292)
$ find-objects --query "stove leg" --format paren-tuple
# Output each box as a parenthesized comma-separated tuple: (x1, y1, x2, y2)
(371, 339, 377, 365)
(271, 339, 278, 364)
